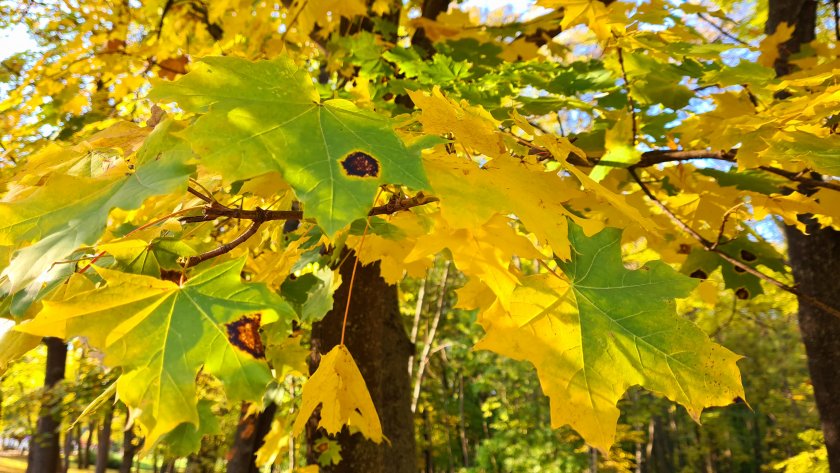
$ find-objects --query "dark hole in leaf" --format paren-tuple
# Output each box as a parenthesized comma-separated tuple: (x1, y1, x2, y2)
(690, 269, 708, 279)
(341, 151, 380, 178)
(160, 269, 182, 283)
(735, 288, 749, 300)
(733, 265, 746, 273)
(740, 249, 757, 262)
(226, 313, 265, 359)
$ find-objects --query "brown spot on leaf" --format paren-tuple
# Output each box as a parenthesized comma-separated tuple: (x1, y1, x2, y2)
(340, 151, 380, 178)
(226, 313, 265, 359)
(678, 244, 691, 255)
(733, 265, 746, 273)
(740, 249, 757, 262)
(735, 288, 750, 299)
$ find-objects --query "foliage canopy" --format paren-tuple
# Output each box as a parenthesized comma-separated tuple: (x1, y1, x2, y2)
(1, 0, 838, 465)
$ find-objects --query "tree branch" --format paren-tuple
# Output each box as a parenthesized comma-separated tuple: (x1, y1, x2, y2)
(628, 168, 840, 320)
(178, 188, 440, 267)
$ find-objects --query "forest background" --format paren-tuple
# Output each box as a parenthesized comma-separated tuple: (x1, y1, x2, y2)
(0, 0, 839, 472)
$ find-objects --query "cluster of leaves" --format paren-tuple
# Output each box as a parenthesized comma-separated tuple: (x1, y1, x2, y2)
(1, 0, 838, 465)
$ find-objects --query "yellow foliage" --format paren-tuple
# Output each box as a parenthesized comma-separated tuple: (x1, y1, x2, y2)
(292, 345, 383, 443)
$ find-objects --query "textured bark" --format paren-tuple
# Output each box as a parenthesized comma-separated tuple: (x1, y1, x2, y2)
(225, 402, 277, 473)
(26, 337, 67, 473)
(764, 0, 840, 468)
(307, 254, 416, 473)
(786, 225, 840, 470)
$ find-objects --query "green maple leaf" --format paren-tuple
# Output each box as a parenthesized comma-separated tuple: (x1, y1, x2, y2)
(17, 258, 295, 444)
(475, 221, 744, 451)
(161, 400, 221, 457)
(149, 56, 429, 236)
(0, 155, 193, 294)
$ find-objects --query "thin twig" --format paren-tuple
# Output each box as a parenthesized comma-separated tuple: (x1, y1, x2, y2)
(281, 0, 309, 41)
(711, 203, 745, 250)
(697, 13, 751, 46)
(628, 168, 840, 320)
(411, 260, 451, 413)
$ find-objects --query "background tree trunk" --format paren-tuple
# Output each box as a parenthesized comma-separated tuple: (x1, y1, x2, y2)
(26, 337, 67, 473)
(95, 402, 114, 473)
(225, 401, 277, 473)
(120, 412, 138, 473)
(307, 255, 416, 473)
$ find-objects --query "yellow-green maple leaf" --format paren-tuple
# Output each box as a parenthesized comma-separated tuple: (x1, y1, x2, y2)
(474, 221, 744, 451)
(17, 258, 295, 445)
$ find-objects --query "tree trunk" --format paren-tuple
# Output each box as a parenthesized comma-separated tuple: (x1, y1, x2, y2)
(764, 0, 840, 468)
(225, 402, 277, 473)
(120, 416, 138, 473)
(306, 254, 416, 472)
(26, 337, 67, 473)
(63, 426, 73, 473)
(785, 224, 840, 470)
(160, 458, 177, 473)
(83, 421, 96, 469)
(95, 402, 114, 473)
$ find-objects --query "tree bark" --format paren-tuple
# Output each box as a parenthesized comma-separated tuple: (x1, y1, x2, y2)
(307, 254, 416, 472)
(764, 0, 840, 468)
(785, 224, 840, 470)
(26, 337, 67, 473)
(95, 402, 114, 473)
(225, 401, 277, 473)
(62, 426, 73, 473)
(120, 414, 138, 473)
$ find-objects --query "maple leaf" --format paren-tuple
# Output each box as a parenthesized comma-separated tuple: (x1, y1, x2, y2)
(0, 155, 193, 294)
(292, 344, 383, 443)
(407, 87, 506, 158)
(17, 258, 295, 444)
(474, 221, 744, 451)
(149, 56, 429, 237)
(423, 150, 602, 260)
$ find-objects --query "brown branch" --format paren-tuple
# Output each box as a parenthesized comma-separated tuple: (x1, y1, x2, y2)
(524, 139, 840, 193)
(628, 168, 840, 320)
(178, 189, 439, 267)
(183, 217, 264, 268)
(180, 188, 438, 224)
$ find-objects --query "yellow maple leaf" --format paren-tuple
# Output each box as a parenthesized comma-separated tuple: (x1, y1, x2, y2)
(539, 0, 616, 40)
(423, 150, 600, 259)
(256, 418, 291, 467)
(758, 22, 795, 68)
(292, 345, 383, 443)
(408, 87, 506, 158)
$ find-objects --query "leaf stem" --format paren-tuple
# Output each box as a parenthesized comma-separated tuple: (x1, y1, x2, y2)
(340, 188, 384, 346)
